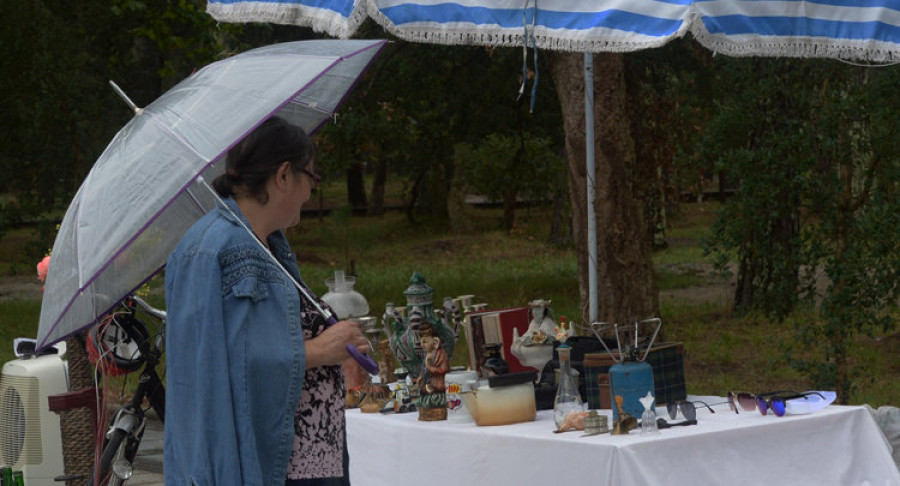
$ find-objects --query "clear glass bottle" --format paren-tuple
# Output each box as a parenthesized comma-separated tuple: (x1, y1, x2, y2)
(553, 343, 584, 428)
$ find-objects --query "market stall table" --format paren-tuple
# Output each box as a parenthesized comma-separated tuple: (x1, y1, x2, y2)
(346, 403, 899, 485)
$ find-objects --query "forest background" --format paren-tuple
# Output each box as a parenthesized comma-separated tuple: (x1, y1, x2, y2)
(1, 1, 898, 406)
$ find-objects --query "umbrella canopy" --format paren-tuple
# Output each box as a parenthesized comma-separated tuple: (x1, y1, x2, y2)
(37, 39, 388, 350)
(208, 0, 900, 62)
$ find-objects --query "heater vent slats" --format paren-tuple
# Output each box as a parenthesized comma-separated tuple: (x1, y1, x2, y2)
(0, 374, 44, 467)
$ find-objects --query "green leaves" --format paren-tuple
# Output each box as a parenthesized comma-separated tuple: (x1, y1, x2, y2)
(699, 57, 900, 402)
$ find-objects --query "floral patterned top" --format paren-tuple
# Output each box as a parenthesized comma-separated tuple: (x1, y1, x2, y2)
(285, 286, 346, 480)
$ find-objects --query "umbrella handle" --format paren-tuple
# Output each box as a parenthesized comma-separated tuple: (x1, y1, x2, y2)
(325, 315, 380, 374)
(347, 345, 379, 375)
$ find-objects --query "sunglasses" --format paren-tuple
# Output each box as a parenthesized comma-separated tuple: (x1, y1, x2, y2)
(756, 392, 826, 416)
(727, 391, 759, 414)
(728, 390, 826, 417)
(666, 400, 715, 421)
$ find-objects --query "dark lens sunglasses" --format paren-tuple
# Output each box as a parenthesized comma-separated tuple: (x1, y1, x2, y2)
(667, 400, 726, 421)
(755, 391, 825, 417)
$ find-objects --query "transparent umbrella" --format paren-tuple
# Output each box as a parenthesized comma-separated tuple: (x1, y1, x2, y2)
(37, 39, 388, 354)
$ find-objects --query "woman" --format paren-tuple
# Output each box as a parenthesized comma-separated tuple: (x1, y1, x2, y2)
(165, 117, 366, 485)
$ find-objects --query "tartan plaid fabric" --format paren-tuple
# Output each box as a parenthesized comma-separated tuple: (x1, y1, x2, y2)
(583, 342, 686, 409)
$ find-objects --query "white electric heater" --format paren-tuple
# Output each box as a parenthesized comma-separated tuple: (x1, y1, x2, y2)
(0, 353, 68, 485)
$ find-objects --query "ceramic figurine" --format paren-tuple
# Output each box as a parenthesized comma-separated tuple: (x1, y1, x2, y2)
(385, 272, 456, 382)
(441, 296, 464, 339)
(454, 295, 475, 313)
(417, 334, 450, 421)
(555, 315, 575, 342)
(510, 299, 559, 381)
(480, 343, 509, 376)
(382, 302, 404, 336)
(376, 338, 396, 387)
(358, 383, 392, 413)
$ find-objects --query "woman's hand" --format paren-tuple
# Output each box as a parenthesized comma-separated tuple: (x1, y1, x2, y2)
(305, 319, 369, 368)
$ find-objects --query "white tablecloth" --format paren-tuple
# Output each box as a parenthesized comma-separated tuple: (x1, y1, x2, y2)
(346, 404, 900, 485)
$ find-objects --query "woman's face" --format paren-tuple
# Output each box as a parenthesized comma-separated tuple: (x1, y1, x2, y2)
(282, 161, 319, 228)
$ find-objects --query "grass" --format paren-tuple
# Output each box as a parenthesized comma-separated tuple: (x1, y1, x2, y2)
(1, 191, 898, 408)
(0, 300, 43, 353)
(288, 205, 583, 321)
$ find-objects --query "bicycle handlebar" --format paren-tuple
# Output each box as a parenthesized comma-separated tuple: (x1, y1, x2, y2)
(131, 295, 167, 321)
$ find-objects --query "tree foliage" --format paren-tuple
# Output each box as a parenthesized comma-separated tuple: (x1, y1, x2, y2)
(699, 58, 822, 317)
(315, 37, 565, 226)
(458, 133, 565, 230)
(625, 39, 718, 248)
(787, 64, 900, 401)
(0, 0, 311, 258)
(700, 57, 900, 401)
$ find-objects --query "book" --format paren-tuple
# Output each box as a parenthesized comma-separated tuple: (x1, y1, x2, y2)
(463, 306, 531, 375)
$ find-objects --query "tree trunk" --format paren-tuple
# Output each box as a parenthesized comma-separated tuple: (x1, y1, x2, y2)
(734, 252, 757, 311)
(447, 160, 473, 233)
(368, 159, 388, 216)
(502, 187, 517, 231)
(549, 191, 570, 246)
(547, 52, 659, 327)
(347, 162, 367, 210)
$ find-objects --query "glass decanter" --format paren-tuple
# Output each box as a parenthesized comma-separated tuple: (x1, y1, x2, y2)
(553, 343, 584, 428)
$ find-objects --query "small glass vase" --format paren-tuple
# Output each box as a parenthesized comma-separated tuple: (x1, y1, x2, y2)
(641, 409, 660, 435)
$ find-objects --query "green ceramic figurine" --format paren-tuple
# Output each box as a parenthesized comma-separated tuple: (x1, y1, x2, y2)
(383, 272, 457, 420)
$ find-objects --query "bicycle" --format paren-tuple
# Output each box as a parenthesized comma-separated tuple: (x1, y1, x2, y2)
(86, 295, 166, 486)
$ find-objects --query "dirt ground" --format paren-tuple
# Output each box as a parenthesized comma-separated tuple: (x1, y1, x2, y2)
(0, 275, 45, 302)
(657, 262, 735, 305)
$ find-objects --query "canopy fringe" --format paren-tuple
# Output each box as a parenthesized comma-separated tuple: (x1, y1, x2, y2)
(691, 26, 900, 63)
(207, 2, 368, 39)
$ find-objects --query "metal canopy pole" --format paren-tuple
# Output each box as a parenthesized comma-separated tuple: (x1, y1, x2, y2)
(584, 52, 598, 323)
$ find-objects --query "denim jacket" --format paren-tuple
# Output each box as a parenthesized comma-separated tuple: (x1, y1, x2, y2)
(164, 197, 306, 485)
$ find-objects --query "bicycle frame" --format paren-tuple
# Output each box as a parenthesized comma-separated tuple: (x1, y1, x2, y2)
(90, 296, 165, 486)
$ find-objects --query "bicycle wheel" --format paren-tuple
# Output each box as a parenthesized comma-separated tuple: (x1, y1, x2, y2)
(88, 427, 142, 486)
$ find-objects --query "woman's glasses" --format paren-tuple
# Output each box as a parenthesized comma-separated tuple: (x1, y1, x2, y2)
(302, 168, 322, 190)
(728, 390, 826, 417)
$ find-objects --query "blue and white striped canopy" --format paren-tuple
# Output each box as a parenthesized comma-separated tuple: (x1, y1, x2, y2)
(207, 0, 900, 61)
